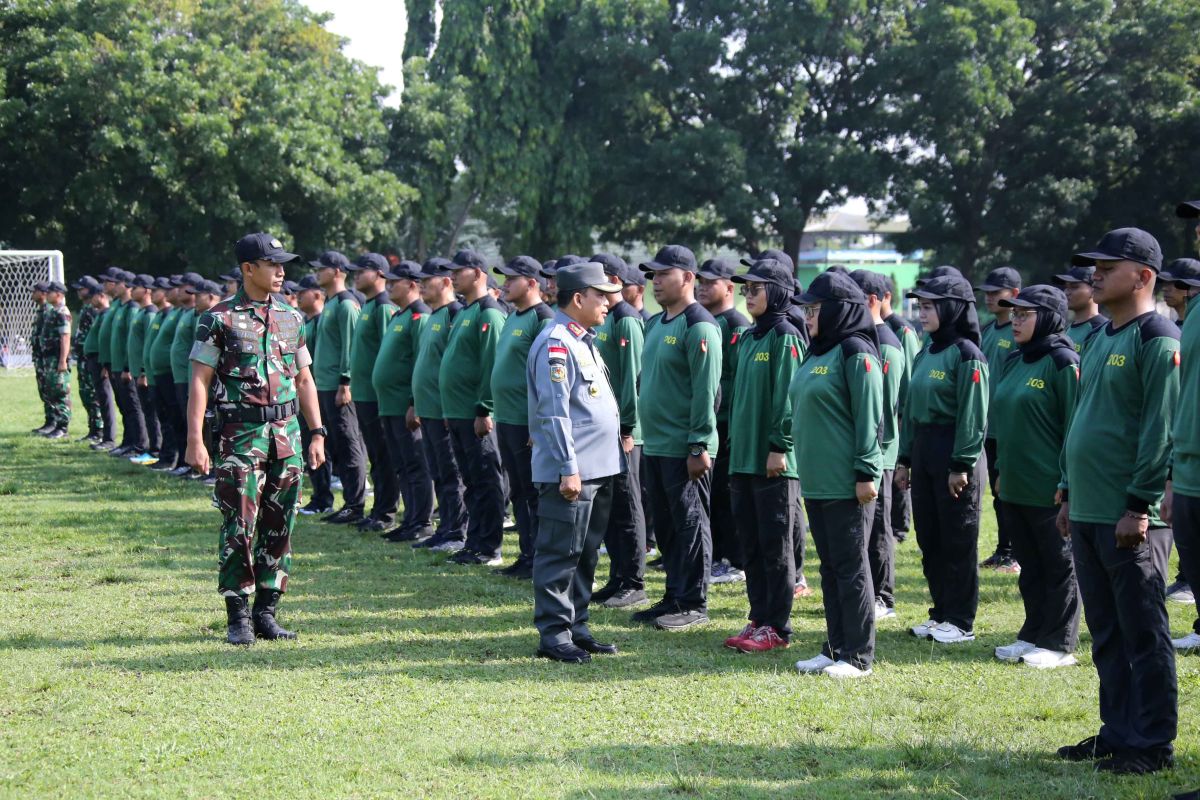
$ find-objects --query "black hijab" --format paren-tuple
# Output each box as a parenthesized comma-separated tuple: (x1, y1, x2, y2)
(801, 271, 880, 358)
(1008, 285, 1075, 364)
(928, 298, 982, 351)
(751, 282, 794, 339)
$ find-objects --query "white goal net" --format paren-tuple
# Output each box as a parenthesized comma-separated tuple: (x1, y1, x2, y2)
(0, 251, 64, 374)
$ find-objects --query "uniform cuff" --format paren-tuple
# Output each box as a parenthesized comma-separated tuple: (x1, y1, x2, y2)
(475, 406, 490, 418)
(338, 376, 351, 386)
(1058, 488, 1068, 503)
(620, 425, 634, 437)
(854, 471, 875, 484)
(1125, 494, 1151, 514)
(949, 460, 972, 474)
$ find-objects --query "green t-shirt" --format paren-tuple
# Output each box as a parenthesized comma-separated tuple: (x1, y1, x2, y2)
(791, 340, 884, 499)
(148, 307, 181, 376)
(1068, 314, 1107, 355)
(95, 304, 116, 364)
(108, 298, 136, 373)
(639, 304, 722, 458)
(980, 318, 1015, 439)
(373, 301, 429, 417)
(1063, 312, 1179, 525)
(412, 302, 462, 420)
(126, 303, 154, 378)
(170, 307, 197, 384)
(490, 303, 553, 425)
(312, 291, 360, 391)
(594, 301, 645, 443)
(1173, 295, 1200, 496)
(728, 325, 801, 478)
(438, 296, 507, 420)
(713, 307, 751, 424)
(899, 340, 989, 472)
(349, 292, 397, 403)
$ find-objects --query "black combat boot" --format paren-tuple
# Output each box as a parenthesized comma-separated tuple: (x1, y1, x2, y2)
(32, 423, 54, 435)
(224, 596, 255, 646)
(251, 590, 297, 640)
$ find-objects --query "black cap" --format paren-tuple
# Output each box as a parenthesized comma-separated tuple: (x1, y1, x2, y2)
(591, 252, 629, 279)
(451, 250, 487, 271)
(998, 284, 1067, 319)
(281, 280, 300, 295)
(32, 281, 49, 293)
(641, 244, 697, 273)
(732, 259, 794, 290)
(102, 268, 133, 284)
(848, 269, 891, 300)
(698, 259, 738, 280)
(81, 276, 104, 293)
(555, 254, 586, 271)
(235, 233, 298, 265)
(69, 276, 88, 291)
(916, 265, 963, 287)
(132, 273, 155, 289)
(621, 264, 645, 287)
(350, 252, 389, 273)
(907, 275, 975, 303)
(1052, 265, 1095, 286)
(384, 260, 424, 281)
(1072, 228, 1163, 271)
(152, 276, 173, 290)
(180, 271, 205, 287)
(99, 266, 122, 281)
(556, 262, 622, 295)
(187, 279, 221, 295)
(797, 269, 868, 305)
(976, 266, 1022, 292)
(219, 267, 241, 282)
(417, 257, 454, 278)
(741, 249, 795, 272)
(540, 259, 557, 277)
(495, 255, 544, 279)
(46, 280, 67, 293)
(1176, 200, 1200, 219)
(1161, 258, 1200, 288)
(308, 250, 350, 271)
(297, 275, 322, 291)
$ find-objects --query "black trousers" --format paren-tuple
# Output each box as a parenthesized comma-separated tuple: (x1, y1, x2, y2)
(447, 417, 506, 558)
(808, 497, 876, 669)
(88, 358, 118, 442)
(382, 415, 433, 533)
(1001, 501, 1080, 651)
(641, 454, 656, 550)
(793, 491, 809, 579)
(420, 418, 467, 542)
(533, 477, 614, 648)
(1174, 492, 1200, 635)
(497, 422, 538, 563)
(644, 455, 712, 610)
(300, 415, 334, 509)
(138, 383, 161, 454)
(711, 421, 743, 567)
(603, 444, 646, 590)
(892, 482, 912, 539)
(116, 374, 147, 451)
(730, 474, 796, 637)
(152, 375, 181, 467)
(984, 438, 1012, 558)
(355, 400, 399, 524)
(868, 469, 896, 608)
(911, 423, 984, 631)
(317, 390, 367, 513)
(1071, 521, 1177, 754)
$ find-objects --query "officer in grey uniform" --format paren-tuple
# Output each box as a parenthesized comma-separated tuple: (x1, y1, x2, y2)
(528, 262, 624, 663)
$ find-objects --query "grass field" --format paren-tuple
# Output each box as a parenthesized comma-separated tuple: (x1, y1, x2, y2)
(0, 374, 1197, 799)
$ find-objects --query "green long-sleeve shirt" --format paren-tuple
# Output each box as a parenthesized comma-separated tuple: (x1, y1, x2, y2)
(373, 301, 429, 417)
(126, 303, 153, 378)
(491, 302, 553, 425)
(412, 301, 462, 420)
(594, 301, 645, 443)
(1173, 295, 1200, 497)
(884, 313, 920, 415)
(713, 307, 751, 423)
(1063, 312, 1180, 525)
(439, 296, 507, 420)
(349, 292, 397, 403)
(980, 319, 1015, 439)
(313, 291, 360, 391)
(108, 298, 136, 373)
(899, 340, 989, 472)
(141, 308, 162, 384)
(876, 323, 905, 470)
(791, 339, 884, 498)
(148, 307, 181, 376)
(991, 348, 1079, 507)
(81, 306, 103, 356)
(170, 307, 197, 384)
(94, 305, 115, 363)
(728, 325, 802, 478)
(640, 304, 722, 457)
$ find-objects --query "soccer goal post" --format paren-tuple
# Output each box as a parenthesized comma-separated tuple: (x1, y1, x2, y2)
(0, 251, 64, 374)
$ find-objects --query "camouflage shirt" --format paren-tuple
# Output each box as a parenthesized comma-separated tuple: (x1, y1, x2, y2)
(74, 304, 97, 357)
(38, 302, 72, 359)
(189, 289, 311, 459)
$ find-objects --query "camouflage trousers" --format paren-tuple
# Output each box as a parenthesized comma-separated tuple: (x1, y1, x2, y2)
(215, 449, 304, 597)
(36, 356, 71, 428)
(76, 354, 101, 433)
(33, 355, 50, 423)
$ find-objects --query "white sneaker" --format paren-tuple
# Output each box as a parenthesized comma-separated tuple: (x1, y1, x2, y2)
(994, 640, 1036, 662)
(823, 660, 872, 678)
(483, 555, 503, 567)
(874, 601, 896, 620)
(795, 653, 835, 674)
(929, 622, 975, 643)
(1166, 583, 1195, 604)
(1020, 648, 1077, 669)
(1172, 632, 1200, 651)
(910, 619, 937, 638)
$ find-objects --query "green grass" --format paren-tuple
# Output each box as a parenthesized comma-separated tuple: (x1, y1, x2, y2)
(0, 375, 1196, 798)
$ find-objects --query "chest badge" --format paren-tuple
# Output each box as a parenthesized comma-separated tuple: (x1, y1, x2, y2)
(588, 384, 600, 398)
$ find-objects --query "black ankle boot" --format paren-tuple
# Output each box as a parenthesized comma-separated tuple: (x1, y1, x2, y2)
(252, 590, 297, 640)
(224, 596, 255, 646)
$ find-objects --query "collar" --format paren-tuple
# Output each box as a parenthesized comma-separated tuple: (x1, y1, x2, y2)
(231, 287, 280, 313)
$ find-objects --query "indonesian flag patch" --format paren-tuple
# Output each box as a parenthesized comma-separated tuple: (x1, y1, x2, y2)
(481, 322, 489, 332)
(790, 344, 798, 359)
(972, 368, 981, 383)
(1174, 351, 1181, 367)
(700, 339, 708, 354)
(620, 337, 627, 347)
(864, 359, 872, 373)
(548, 345, 568, 364)
(412, 313, 421, 320)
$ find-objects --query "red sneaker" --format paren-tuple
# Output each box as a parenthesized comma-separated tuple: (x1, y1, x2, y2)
(736, 626, 789, 653)
(724, 622, 756, 649)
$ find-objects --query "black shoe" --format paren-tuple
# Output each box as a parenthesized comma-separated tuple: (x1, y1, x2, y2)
(451, 549, 499, 566)
(224, 596, 255, 646)
(76, 433, 96, 442)
(494, 559, 533, 579)
(630, 598, 675, 624)
(1095, 750, 1174, 775)
(91, 440, 117, 451)
(603, 588, 648, 609)
(171, 466, 192, 477)
(357, 518, 389, 532)
(591, 581, 622, 604)
(323, 507, 365, 525)
(654, 607, 709, 631)
(536, 642, 591, 663)
(151, 462, 177, 472)
(1057, 735, 1116, 762)
(574, 637, 618, 655)
(647, 556, 665, 571)
(298, 502, 333, 516)
(108, 445, 129, 456)
(251, 589, 297, 641)
(45, 427, 68, 439)
(383, 528, 417, 542)
(201, 475, 217, 486)
(32, 424, 54, 435)
(412, 531, 446, 549)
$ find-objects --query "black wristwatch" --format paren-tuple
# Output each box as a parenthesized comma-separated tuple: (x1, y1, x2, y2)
(688, 444, 706, 458)
(310, 426, 328, 438)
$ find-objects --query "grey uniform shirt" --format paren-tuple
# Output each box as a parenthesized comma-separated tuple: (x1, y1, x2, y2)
(527, 311, 622, 483)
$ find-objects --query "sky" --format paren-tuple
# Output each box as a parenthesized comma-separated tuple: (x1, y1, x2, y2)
(302, 0, 408, 106)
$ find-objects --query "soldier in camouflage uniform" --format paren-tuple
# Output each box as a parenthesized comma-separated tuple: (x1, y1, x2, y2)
(186, 233, 325, 646)
(70, 276, 104, 440)
(30, 281, 52, 434)
(38, 281, 73, 438)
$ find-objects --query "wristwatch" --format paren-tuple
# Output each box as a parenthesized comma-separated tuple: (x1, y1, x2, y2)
(310, 426, 328, 438)
(688, 444, 706, 458)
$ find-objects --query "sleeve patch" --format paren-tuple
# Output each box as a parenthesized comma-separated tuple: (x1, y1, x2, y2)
(550, 364, 567, 383)
(731, 332, 739, 345)
(620, 337, 627, 347)
(883, 359, 890, 374)
(548, 345, 568, 364)
(972, 368, 981, 383)
(481, 322, 489, 332)
(790, 344, 798, 359)
(864, 358, 871, 372)
(1174, 351, 1180, 367)
(700, 339, 708, 354)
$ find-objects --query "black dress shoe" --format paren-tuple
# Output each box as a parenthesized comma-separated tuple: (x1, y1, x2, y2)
(536, 643, 591, 663)
(323, 508, 365, 525)
(574, 638, 617, 655)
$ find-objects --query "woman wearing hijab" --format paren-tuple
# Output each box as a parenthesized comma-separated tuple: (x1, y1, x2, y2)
(990, 285, 1081, 668)
(896, 275, 989, 644)
(790, 270, 885, 678)
(722, 259, 804, 653)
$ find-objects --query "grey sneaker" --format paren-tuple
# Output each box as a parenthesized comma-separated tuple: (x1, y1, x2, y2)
(602, 588, 648, 609)
(654, 607, 709, 631)
(710, 560, 746, 584)
(430, 539, 465, 553)
(1166, 580, 1195, 604)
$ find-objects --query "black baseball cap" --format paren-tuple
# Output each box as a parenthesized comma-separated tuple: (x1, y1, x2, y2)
(998, 284, 1067, 319)
(153, 277, 173, 290)
(797, 269, 867, 305)
(1052, 265, 1095, 286)
(132, 273, 155, 289)
(1161, 258, 1200, 288)
(281, 280, 300, 295)
(1072, 228, 1163, 271)
(219, 267, 241, 282)
(32, 281, 49, 293)
(741, 249, 795, 272)
(46, 280, 67, 293)
(907, 275, 976, 303)
(417, 257, 454, 278)
(916, 265, 963, 287)
(495, 255, 544, 280)
(849, 269, 891, 300)
(451, 250, 487, 271)
(621, 264, 645, 287)
(236, 233, 298, 265)
(976, 266, 1022, 292)
(297, 275, 322, 291)
(1176, 200, 1200, 219)
(187, 279, 222, 296)
(349, 252, 389, 273)
(732, 258, 794, 290)
(384, 260, 424, 281)
(82, 276, 104, 292)
(590, 252, 629, 279)
(540, 259, 557, 278)
(698, 259, 738, 280)
(556, 262, 622, 295)
(181, 271, 205, 287)
(641, 244, 697, 273)
(308, 250, 350, 271)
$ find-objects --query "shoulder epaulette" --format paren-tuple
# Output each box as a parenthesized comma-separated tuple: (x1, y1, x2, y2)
(876, 322, 902, 351)
(954, 338, 987, 363)
(532, 302, 554, 321)
(1136, 312, 1180, 344)
(681, 303, 718, 328)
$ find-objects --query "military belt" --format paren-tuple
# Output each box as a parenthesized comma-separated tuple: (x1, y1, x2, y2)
(218, 399, 298, 423)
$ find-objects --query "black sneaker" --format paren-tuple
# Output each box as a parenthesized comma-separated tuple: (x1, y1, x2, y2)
(647, 556, 665, 571)
(494, 559, 533, 579)
(1095, 750, 1174, 775)
(356, 518, 389, 532)
(298, 502, 333, 516)
(603, 588, 648, 609)
(91, 440, 117, 451)
(412, 532, 446, 549)
(171, 466, 192, 477)
(151, 462, 177, 472)
(323, 508, 365, 525)
(591, 581, 622, 604)
(654, 607, 709, 631)
(31, 424, 54, 435)
(109, 445, 132, 457)
(630, 598, 674, 624)
(1057, 736, 1116, 762)
(45, 427, 68, 440)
